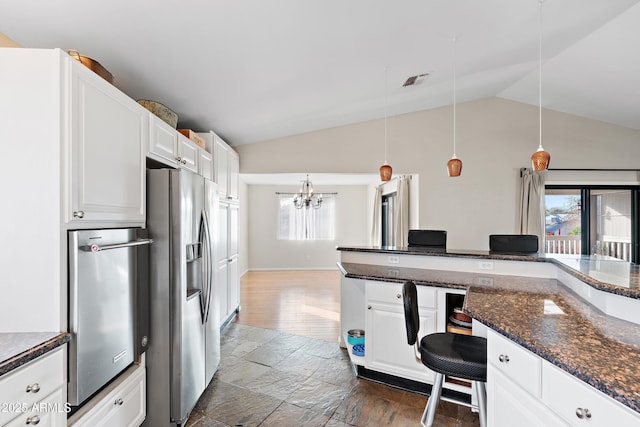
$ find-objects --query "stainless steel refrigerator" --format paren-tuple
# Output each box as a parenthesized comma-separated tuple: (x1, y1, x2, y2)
(144, 168, 220, 427)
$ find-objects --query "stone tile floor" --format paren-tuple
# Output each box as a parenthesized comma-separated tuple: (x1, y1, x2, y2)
(185, 323, 480, 427)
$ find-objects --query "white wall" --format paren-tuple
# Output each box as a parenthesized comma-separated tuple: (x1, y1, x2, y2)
(238, 179, 249, 276)
(247, 184, 369, 269)
(236, 97, 640, 251)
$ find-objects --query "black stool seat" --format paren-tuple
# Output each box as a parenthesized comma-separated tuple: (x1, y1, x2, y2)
(420, 333, 487, 382)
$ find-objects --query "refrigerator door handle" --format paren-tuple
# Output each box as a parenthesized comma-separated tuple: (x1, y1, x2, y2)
(201, 209, 213, 324)
(83, 239, 154, 252)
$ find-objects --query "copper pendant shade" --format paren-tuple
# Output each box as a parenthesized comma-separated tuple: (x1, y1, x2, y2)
(531, 147, 550, 171)
(447, 157, 462, 177)
(380, 164, 393, 181)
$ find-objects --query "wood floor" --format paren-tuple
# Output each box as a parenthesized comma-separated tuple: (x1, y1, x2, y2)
(234, 270, 341, 342)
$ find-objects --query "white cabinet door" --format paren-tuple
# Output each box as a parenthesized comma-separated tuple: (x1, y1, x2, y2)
(365, 281, 437, 383)
(68, 61, 146, 224)
(217, 202, 229, 263)
(542, 361, 640, 426)
(214, 136, 228, 196)
(216, 260, 229, 323)
(228, 203, 239, 257)
(199, 148, 213, 181)
(148, 114, 178, 164)
(228, 149, 239, 199)
(488, 366, 568, 427)
(177, 134, 198, 173)
(366, 302, 436, 383)
(228, 256, 239, 314)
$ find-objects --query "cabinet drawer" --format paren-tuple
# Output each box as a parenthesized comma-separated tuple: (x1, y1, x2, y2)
(4, 387, 66, 427)
(366, 281, 436, 308)
(487, 329, 540, 397)
(71, 363, 145, 427)
(0, 350, 64, 425)
(542, 361, 640, 426)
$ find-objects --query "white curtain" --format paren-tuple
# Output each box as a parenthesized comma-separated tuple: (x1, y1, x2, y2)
(394, 175, 410, 247)
(518, 168, 546, 252)
(277, 194, 335, 240)
(371, 186, 383, 246)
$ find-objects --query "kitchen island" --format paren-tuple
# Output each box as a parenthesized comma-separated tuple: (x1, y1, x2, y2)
(337, 246, 640, 425)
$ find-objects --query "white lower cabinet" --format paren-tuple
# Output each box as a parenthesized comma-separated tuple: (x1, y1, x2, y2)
(542, 361, 640, 426)
(365, 281, 437, 383)
(487, 329, 640, 426)
(69, 361, 145, 427)
(0, 349, 65, 427)
(488, 367, 568, 427)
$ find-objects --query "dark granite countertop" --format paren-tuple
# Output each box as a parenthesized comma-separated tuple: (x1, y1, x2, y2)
(0, 332, 70, 377)
(338, 261, 640, 414)
(337, 246, 640, 299)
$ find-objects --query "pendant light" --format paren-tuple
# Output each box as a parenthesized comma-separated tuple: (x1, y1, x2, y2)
(447, 37, 462, 177)
(531, 0, 551, 171)
(379, 66, 393, 181)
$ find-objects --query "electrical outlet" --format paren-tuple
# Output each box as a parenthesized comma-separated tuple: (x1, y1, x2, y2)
(479, 261, 494, 270)
(388, 269, 400, 278)
(388, 256, 400, 264)
(477, 276, 494, 286)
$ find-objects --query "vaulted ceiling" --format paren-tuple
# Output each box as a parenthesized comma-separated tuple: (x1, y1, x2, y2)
(3, 0, 639, 145)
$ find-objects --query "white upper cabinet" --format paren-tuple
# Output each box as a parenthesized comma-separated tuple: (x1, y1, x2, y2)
(198, 148, 213, 181)
(214, 136, 229, 195)
(67, 55, 147, 224)
(199, 131, 238, 199)
(148, 115, 198, 173)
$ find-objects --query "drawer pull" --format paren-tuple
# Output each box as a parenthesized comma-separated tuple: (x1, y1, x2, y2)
(115, 398, 124, 406)
(367, 305, 372, 310)
(498, 354, 510, 363)
(575, 407, 592, 419)
(73, 210, 85, 219)
(25, 383, 40, 393)
(26, 415, 40, 425)
(396, 293, 402, 299)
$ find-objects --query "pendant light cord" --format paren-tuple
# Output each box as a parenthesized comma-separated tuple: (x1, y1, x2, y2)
(384, 66, 388, 164)
(538, 0, 544, 151)
(453, 37, 457, 158)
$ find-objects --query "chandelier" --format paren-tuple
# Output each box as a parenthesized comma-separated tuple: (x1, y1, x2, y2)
(293, 175, 323, 209)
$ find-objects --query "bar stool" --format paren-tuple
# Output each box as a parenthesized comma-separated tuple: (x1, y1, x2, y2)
(402, 280, 487, 427)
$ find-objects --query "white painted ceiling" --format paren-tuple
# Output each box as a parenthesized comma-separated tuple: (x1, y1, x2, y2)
(2, 0, 639, 146)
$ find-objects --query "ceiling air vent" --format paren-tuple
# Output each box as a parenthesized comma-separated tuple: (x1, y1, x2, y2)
(402, 73, 429, 87)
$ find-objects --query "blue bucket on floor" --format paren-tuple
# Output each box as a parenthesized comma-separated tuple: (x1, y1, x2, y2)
(348, 329, 365, 356)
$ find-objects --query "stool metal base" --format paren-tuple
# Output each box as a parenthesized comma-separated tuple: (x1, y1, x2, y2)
(420, 373, 487, 427)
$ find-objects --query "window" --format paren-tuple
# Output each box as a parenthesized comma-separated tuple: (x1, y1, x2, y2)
(545, 186, 639, 262)
(277, 194, 335, 240)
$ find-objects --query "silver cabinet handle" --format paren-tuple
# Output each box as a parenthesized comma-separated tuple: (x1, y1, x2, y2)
(25, 383, 40, 393)
(575, 408, 592, 419)
(175, 156, 182, 163)
(367, 305, 372, 310)
(26, 415, 40, 425)
(115, 398, 124, 406)
(498, 354, 510, 363)
(84, 239, 154, 252)
(396, 293, 401, 299)
(73, 210, 85, 218)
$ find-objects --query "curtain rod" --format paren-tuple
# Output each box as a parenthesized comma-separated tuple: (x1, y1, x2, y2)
(520, 167, 639, 177)
(275, 192, 338, 195)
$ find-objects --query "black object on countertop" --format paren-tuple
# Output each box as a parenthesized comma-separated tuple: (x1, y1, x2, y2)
(489, 234, 538, 254)
(408, 230, 447, 247)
